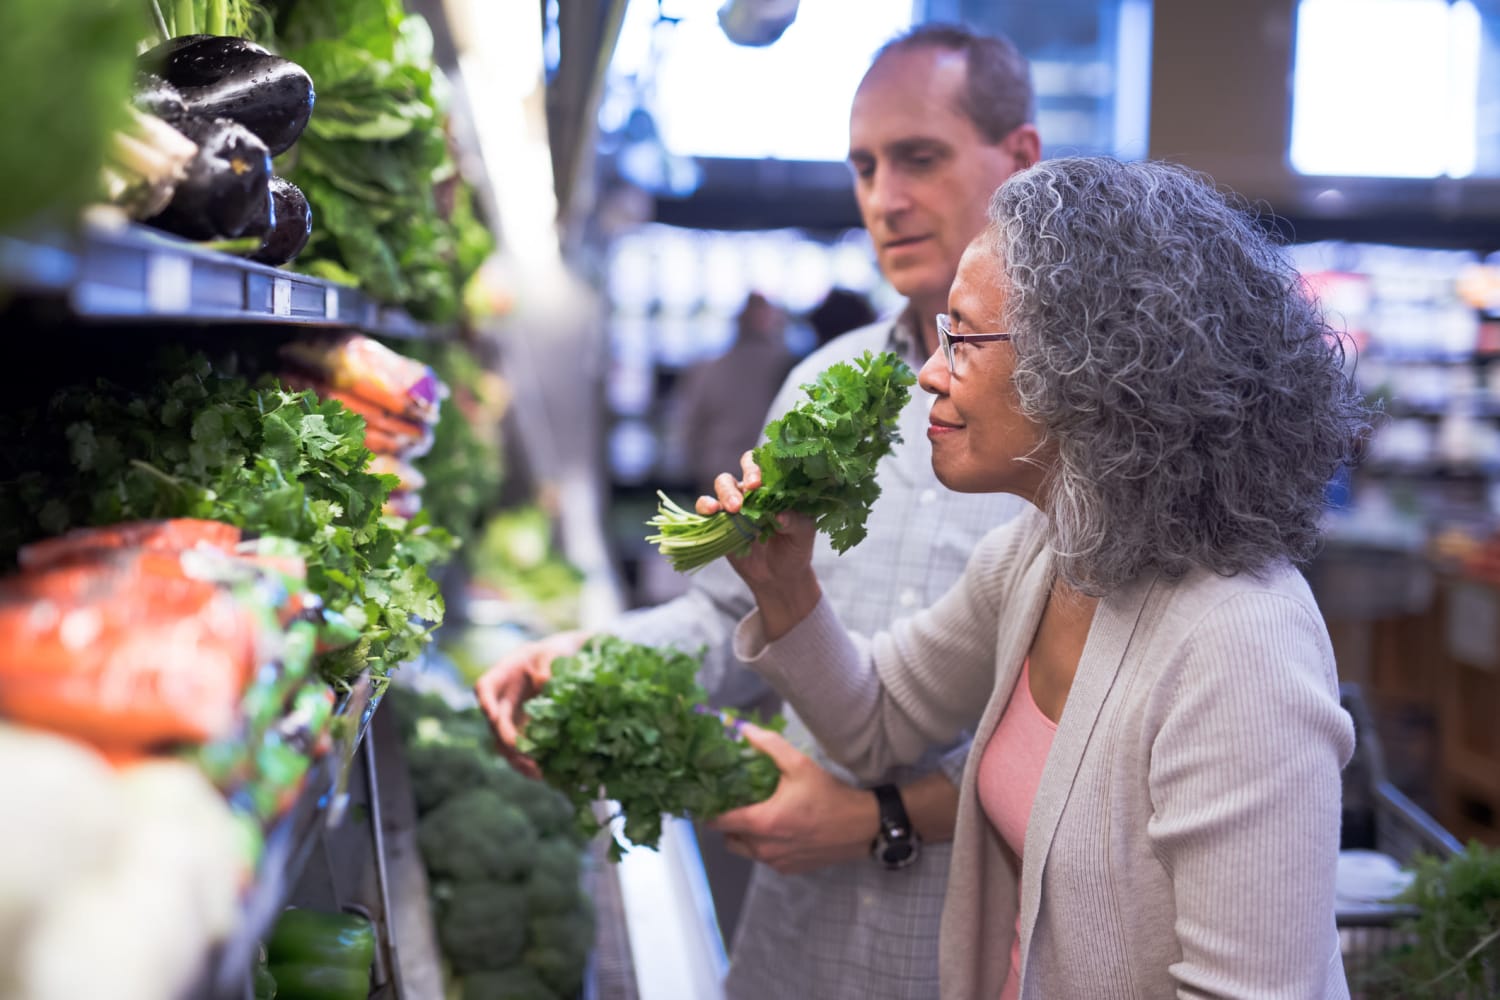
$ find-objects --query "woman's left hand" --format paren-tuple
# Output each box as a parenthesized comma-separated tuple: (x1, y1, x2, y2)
(707, 723, 877, 874)
(698, 451, 821, 637)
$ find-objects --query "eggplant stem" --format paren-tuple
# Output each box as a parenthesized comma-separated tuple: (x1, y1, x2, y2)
(148, 0, 170, 40)
(197, 237, 263, 255)
(174, 0, 195, 35)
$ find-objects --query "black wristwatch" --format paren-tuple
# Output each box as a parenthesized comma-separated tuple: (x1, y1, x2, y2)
(870, 783, 921, 869)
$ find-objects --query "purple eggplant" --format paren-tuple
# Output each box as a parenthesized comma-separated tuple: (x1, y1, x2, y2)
(133, 72, 188, 120)
(145, 115, 274, 240)
(249, 177, 313, 266)
(141, 35, 314, 156)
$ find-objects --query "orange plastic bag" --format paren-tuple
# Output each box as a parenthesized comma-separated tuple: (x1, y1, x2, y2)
(280, 333, 445, 426)
(0, 591, 258, 749)
(18, 519, 241, 571)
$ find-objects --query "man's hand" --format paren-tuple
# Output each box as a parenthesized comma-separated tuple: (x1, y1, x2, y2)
(706, 723, 879, 875)
(473, 629, 590, 778)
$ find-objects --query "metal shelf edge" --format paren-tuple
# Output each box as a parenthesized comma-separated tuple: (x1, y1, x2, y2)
(2, 223, 440, 340)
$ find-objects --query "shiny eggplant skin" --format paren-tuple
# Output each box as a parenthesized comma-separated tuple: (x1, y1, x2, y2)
(145, 115, 274, 240)
(141, 35, 314, 156)
(132, 72, 187, 119)
(250, 177, 313, 266)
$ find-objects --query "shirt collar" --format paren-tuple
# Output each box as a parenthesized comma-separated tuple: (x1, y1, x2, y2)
(887, 303, 925, 365)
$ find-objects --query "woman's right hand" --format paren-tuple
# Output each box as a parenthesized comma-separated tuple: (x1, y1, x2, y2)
(474, 629, 590, 778)
(698, 451, 822, 640)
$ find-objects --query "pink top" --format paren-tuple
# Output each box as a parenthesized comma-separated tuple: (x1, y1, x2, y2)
(976, 659, 1058, 1000)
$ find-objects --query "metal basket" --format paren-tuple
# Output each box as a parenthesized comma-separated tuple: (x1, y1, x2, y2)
(1338, 683, 1467, 998)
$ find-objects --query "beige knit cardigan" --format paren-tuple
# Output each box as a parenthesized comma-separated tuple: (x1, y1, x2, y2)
(736, 508, 1354, 999)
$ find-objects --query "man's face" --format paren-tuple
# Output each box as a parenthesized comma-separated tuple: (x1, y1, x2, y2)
(848, 47, 1029, 315)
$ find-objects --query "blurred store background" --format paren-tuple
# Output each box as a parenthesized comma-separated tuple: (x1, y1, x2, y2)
(2, 1, 1498, 998)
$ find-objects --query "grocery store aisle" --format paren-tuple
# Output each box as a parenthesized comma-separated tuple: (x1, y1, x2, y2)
(489, 262, 626, 626)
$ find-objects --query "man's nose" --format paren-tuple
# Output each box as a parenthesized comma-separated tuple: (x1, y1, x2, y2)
(864, 167, 913, 219)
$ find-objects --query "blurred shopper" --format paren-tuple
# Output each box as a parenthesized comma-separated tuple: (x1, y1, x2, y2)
(477, 23, 1040, 999)
(702, 157, 1372, 998)
(808, 286, 878, 350)
(668, 292, 795, 488)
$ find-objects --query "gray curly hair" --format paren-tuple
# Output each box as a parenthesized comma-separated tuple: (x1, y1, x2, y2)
(987, 157, 1374, 594)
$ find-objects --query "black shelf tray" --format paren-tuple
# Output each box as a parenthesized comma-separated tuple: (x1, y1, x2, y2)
(0, 220, 434, 339)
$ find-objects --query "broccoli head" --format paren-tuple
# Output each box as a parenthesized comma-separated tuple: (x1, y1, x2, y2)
(505, 777, 582, 842)
(460, 967, 559, 1000)
(524, 913, 593, 996)
(523, 839, 585, 917)
(418, 788, 538, 883)
(436, 881, 528, 975)
(406, 741, 511, 816)
(387, 686, 454, 740)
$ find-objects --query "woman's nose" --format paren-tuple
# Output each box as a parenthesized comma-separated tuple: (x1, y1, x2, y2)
(917, 349, 949, 396)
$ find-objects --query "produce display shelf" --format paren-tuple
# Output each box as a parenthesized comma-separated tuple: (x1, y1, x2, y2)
(192, 671, 387, 1000)
(0, 220, 436, 339)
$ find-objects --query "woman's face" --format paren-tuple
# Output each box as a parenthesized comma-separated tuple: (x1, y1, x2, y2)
(918, 238, 1053, 501)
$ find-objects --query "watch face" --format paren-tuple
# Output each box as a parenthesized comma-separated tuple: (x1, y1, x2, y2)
(873, 829, 920, 869)
(883, 841, 915, 866)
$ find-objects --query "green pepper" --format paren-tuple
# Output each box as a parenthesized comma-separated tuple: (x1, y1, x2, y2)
(266, 908, 376, 974)
(261, 963, 368, 1000)
(253, 962, 278, 999)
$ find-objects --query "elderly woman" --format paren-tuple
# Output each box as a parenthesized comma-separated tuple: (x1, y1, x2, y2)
(704, 157, 1372, 999)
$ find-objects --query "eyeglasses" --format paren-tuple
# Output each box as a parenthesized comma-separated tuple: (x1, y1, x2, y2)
(935, 313, 1011, 375)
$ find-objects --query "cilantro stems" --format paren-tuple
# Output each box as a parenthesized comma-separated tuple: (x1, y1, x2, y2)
(644, 492, 769, 573)
(644, 351, 916, 573)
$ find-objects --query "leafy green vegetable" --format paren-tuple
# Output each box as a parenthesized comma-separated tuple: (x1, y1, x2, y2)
(260, 0, 494, 323)
(0, 353, 454, 682)
(646, 349, 916, 571)
(0, 0, 142, 233)
(516, 636, 783, 860)
(1362, 841, 1500, 998)
(469, 507, 584, 632)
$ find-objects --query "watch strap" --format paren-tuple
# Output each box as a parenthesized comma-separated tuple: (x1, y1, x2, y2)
(871, 783, 920, 869)
(874, 783, 911, 836)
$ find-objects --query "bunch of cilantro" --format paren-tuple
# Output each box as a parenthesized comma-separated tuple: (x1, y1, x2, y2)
(516, 636, 783, 860)
(0, 354, 454, 684)
(646, 350, 916, 572)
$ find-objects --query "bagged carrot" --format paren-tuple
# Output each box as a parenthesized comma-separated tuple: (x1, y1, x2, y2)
(280, 333, 446, 426)
(17, 519, 241, 570)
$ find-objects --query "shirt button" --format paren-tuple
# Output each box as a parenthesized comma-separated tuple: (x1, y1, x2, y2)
(899, 589, 919, 608)
(919, 489, 938, 505)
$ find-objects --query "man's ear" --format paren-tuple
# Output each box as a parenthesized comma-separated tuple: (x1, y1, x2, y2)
(1005, 124, 1042, 171)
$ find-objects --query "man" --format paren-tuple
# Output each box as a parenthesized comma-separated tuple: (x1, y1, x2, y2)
(477, 23, 1040, 999)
